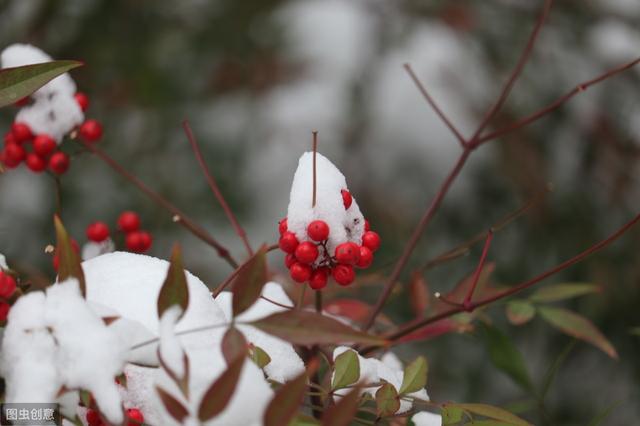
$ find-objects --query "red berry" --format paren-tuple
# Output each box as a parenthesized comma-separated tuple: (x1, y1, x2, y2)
(307, 220, 330, 241)
(33, 134, 57, 157)
(25, 153, 47, 173)
(0, 272, 16, 298)
(278, 231, 299, 254)
(289, 262, 312, 283)
(117, 211, 141, 233)
(0, 302, 10, 322)
(278, 218, 288, 235)
(11, 122, 33, 143)
(126, 408, 144, 425)
(362, 231, 381, 252)
(49, 151, 70, 174)
(4, 132, 16, 146)
(364, 219, 371, 232)
(309, 268, 329, 290)
(126, 231, 152, 253)
(334, 242, 359, 265)
(341, 189, 352, 210)
(86, 221, 110, 242)
(295, 241, 319, 264)
(332, 264, 355, 286)
(356, 246, 373, 269)
(284, 253, 296, 269)
(79, 119, 103, 142)
(86, 409, 104, 426)
(4, 143, 26, 165)
(75, 92, 90, 111)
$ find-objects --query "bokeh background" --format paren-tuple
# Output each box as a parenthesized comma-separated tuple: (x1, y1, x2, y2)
(1, 0, 639, 424)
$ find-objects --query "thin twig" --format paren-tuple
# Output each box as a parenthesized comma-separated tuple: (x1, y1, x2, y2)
(260, 295, 294, 310)
(463, 230, 493, 310)
(183, 120, 253, 256)
(312, 131, 318, 208)
(315, 290, 322, 313)
(81, 141, 238, 269)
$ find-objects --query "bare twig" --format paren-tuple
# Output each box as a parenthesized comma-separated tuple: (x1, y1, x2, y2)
(312, 131, 318, 208)
(183, 120, 253, 256)
(463, 230, 493, 310)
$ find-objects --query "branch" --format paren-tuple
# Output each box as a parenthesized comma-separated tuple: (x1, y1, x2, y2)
(182, 120, 253, 256)
(477, 57, 640, 145)
(81, 140, 238, 269)
(463, 230, 493, 310)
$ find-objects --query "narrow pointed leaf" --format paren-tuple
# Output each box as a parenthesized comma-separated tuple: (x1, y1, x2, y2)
(0, 60, 83, 108)
(409, 271, 430, 317)
(322, 386, 362, 426)
(232, 245, 268, 316)
(541, 340, 576, 398)
(331, 349, 360, 390)
(538, 306, 618, 359)
(445, 403, 532, 426)
(480, 324, 534, 393)
(399, 356, 428, 395)
(156, 386, 189, 423)
(157, 244, 189, 320)
(506, 300, 536, 326)
(250, 345, 271, 369)
(198, 353, 246, 421)
(375, 382, 400, 417)
(264, 361, 317, 426)
(222, 326, 248, 364)
(249, 310, 387, 346)
(54, 215, 86, 297)
(529, 283, 599, 302)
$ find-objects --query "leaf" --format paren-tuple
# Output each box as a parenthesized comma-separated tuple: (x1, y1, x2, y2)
(158, 350, 190, 399)
(445, 403, 532, 426)
(587, 401, 622, 426)
(157, 244, 189, 321)
(222, 326, 248, 364)
(409, 271, 430, 317)
(331, 349, 360, 390)
(506, 300, 536, 326)
(529, 283, 599, 303)
(292, 414, 322, 426)
(540, 340, 576, 399)
(375, 382, 400, 417)
(249, 310, 387, 346)
(155, 386, 189, 423)
(397, 318, 468, 344)
(264, 360, 318, 426)
(538, 306, 618, 359)
(322, 386, 362, 426)
(0, 60, 83, 108)
(480, 324, 534, 393)
(54, 215, 86, 297)
(399, 356, 428, 395)
(250, 345, 271, 369)
(232, 245, 268, 317)
(441, 405, 464, 425)
(630, 327, 640, 337)
(198, 353, 246, 421)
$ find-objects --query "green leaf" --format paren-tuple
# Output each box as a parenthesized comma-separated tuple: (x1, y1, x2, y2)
(222, 326, 247, 364)
(264, 362, 317, 426)
(321, 386, 362, 426)
(0, 60, 83, 108)
(331, 349, 360, 390)
(540, 340, 576, 399)
(232, 245, 268, 317)
(441, 405, 464, 425)
(249, 310, 387, 346)
(445, 403, 532, 426)
(198, 353, 246, 421)
(506, 300, 535, 326)
(529, 283, 599, 303)
(250, 345, 272, 369)
(157, 244, 190, 321)
(156, 386, 189, 423)
(481, 324, 534, 393)
(538, 306, 618, 359)
(399, 356, 428, 395)
(54, 215, 86, 297)
(375, 382, 400, 417)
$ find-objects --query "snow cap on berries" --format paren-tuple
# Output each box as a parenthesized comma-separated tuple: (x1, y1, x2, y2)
(0, 253, 7, 271)
(286, 152, 365, 254)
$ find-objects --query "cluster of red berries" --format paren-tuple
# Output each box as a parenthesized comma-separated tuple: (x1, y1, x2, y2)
(0, 93, 103, 174)
(86, 211, 153, 253)
(86, 405, 143, 426)
(0, 271, 17, 322)
(278, 191, 381, 290)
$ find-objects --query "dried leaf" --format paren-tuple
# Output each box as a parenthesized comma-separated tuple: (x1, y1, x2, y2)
(399, 356, 428, 395)
(54, 215, 86, 297)
(331, 349, 360, 390)
(232, 245, 268, 317)
(157, 244, 189, 321)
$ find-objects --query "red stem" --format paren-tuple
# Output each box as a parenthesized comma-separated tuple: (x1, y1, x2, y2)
(463, 230, 493, 309)
(81, 140, 238, 269)
(182, 120, 253, 257)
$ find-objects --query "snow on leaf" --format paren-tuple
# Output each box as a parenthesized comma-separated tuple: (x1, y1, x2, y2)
(157, 244, 189, 321)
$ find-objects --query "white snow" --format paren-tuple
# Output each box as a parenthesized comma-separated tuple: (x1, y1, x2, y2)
(81, 238, 115, 261)
(287, 152, 365, 255)
(0, 253, 7, 270)
(411, 411, 442, 426)
(159, 305, 187, 378)
(332, 346, 430, 414)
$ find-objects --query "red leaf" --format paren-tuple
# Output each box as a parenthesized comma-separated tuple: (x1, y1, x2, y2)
(324, 299, 372, 323)
(409, 271, 430, 318)
(155, 386, 189, 423)
(264, 360, 318, 426)
(321, 386, 362, 426)
(396, 318, 464, 344)
(232, 245, 268, 317)
(198, 352, 246, 421)
(54, 215, 86, 297)
(157, 244, 189, 320)
(222, 326, 248, 364)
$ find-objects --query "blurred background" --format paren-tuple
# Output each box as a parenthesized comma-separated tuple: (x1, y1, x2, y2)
(0, 0, 639, 424)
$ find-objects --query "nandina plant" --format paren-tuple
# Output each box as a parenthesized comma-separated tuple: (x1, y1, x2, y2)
(0, 3, 639, 425)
